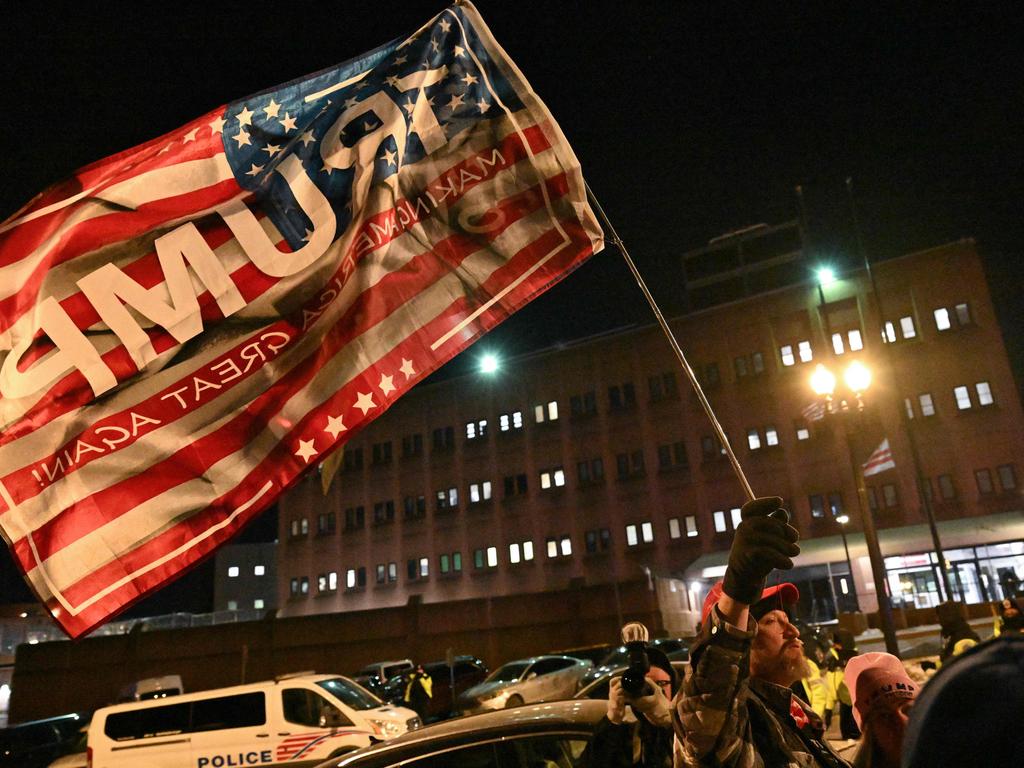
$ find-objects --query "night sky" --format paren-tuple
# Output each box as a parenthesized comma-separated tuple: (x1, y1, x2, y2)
(1, 2, 1021, 615)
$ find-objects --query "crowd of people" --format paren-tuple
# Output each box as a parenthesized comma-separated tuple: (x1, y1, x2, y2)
(589, 497, 1024, 768)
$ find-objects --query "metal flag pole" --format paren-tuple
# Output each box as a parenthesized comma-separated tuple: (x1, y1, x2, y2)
(585, 182, 755, 502)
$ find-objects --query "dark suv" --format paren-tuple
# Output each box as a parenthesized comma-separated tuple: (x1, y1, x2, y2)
(381, 656, 488, 723)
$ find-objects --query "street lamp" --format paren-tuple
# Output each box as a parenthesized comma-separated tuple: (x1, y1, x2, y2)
(809, 361, 901, 656)
(479, 353, 500, 375)
(834, 514, 860, 611)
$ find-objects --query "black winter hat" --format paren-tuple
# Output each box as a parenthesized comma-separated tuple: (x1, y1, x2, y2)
(645, 646, 677, 692)
(902, 635, 1024, 768)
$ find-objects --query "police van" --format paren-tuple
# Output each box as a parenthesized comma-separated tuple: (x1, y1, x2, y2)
(86, 673, 421, 767)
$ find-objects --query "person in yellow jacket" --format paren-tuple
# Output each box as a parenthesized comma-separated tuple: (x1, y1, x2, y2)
(993, 597, 1024, 637)
(794, 655, 828, 719)
(403, 664, 433, 719)
(824, 631, 860, 740)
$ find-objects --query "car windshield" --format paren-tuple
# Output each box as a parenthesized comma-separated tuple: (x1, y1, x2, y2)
(486, 661, 530, 683)
(317, 678, 383, 711)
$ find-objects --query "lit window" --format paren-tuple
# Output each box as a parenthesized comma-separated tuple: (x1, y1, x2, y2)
(730, 507, 742, 529)
(919, 393, 935, 416)
(976, 381, 993, 406)
(882, 484, 898, 508)
(346, 569, 355, 589)
(934, 307, 951, 331)
(509, 543, 521, 564)
(300, 577, 309, 594)
(747, 429, 761, 450)
(560, 536, 573, 556)
(388, 562, 397, 582)
(780, 345, 795, 366)
(254, 599, 264, 610)
(685, 516, 698, 537)
(798, 340, 813, 362)
(904, 398, 914, 420)
(765, 427, 779, 446)
(440, 554, 451, 573)
(713, 511, 726, 533)
(228, 600, 238, 610)
(486, 546, 498, 567)
(847, 329, 863, 351)
(625, 524, 639, 547)
(954, 385, 972, 410)
(228, 566, 239, 578)
(469, 481, 492, 503)
(420, 557, 429, 578)
(831, 333, 845, 355)
(883, 321, 896, 343)
(523, 541, 534, 561)
(796, 425, 810, 441)
(547, 538, 559, 557)
(535, 401, 559, 423)
(900, 316, 916, 339)
(499, 411, 523, 432)
(669, 518, 681, 539)
(254, 565, 265, 576)
(640, 522, 654, 544)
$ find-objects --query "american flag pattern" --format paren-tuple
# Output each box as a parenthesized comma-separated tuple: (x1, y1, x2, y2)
(0, 1, 602, 637)
(861, 438, 896, 477)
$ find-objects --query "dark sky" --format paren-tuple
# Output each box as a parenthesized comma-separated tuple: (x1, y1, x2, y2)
(1, 2, 1021, 614)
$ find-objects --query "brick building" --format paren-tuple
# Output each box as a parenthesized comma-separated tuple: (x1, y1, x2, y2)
(276, 239, 1024, 630)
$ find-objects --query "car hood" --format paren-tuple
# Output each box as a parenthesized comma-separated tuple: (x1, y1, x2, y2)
(462, 679, 514, 699)
(368, 703, 417, 722)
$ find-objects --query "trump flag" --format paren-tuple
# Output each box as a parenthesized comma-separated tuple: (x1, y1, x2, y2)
(0, 1, 602, 637)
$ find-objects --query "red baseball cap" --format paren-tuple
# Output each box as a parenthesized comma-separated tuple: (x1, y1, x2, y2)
(701, 580, 800, 625)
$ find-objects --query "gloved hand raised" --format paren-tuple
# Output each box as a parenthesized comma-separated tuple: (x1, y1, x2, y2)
(722, 496, 800, 605)
(630, 675, 673, 728)
(606, 675, 628, 725)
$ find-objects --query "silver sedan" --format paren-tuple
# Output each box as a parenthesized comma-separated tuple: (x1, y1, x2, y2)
(457, 655, 592, 712)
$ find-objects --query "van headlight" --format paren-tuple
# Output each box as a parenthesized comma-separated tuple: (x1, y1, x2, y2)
(367, 718, 403, 738)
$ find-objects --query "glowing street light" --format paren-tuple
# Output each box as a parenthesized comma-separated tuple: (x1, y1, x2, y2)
(844, 360, 872, 394)
(479, 353, 500, 375)
(835, 514, 850, 525)
(817, 266, 836, 286)
(810, 364, 837, 397)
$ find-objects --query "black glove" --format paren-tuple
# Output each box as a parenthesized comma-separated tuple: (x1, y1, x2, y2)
(722, 496, 800, 605)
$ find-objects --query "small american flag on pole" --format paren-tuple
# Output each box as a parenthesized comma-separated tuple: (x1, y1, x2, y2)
(862, 438, 896, 477)
(801, 400, 826, 423)
(0, 1, 602, 637)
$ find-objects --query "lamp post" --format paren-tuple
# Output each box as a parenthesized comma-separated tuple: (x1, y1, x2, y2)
(810, 361, 901, 656)
(834, 514, 859, 611)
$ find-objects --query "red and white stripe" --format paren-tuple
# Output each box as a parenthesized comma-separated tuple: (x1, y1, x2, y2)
(0, 7, 601, 638)
(862, 438, 896, 477)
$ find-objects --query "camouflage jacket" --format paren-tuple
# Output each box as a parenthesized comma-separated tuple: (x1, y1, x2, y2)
(673, 607, 850, 768)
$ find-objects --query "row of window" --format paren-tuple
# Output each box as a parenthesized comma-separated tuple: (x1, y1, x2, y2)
(225, 598, 266, 610)
(903, 381, 996, 419)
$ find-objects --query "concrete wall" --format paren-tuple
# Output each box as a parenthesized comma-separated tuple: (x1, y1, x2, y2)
(9, 578, 659, 723)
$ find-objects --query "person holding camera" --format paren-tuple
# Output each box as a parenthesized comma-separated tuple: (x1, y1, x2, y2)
(673, 497, 850, 768)
(586, 622, 678, 768)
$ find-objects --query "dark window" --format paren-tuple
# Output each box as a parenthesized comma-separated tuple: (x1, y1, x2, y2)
(407, 559, 417, 580)
(570, 390, 598, 417)
(373, 500, 395, 524)
(866, 486, 879, 511)
(282, 689, 350, 729)
(432, 426, 455, 451)
(104, 701, 191, 740)
(402, 433, 423, 458)
(371, 441, 392, 465)
(342, 447, 363, 471)
(701, 435, 724, 460)
(751, 352, 765, 374)
(585, 529, 598, 553)
(608, 382, 636, 411)
(828, 493, 843, 516)
(616, 451, 644, 479)
(734, 356, 748, 379)
(376, 564, 386, 584)
(938, 474, 957, 500)
(191, 692, 266, 732)
(317, 511, 336, 535)
(975, 468, 994, 495)
(357, 567, 366, 588)
(882, 484, 899, 508)
(473, 549, 485, 569)
(344, 506, 365, 530)
(704, 363, 720, 387)
(809, 494, 825, 518)
(997, 464, 1017, 491)
(657, 445, 671, 470)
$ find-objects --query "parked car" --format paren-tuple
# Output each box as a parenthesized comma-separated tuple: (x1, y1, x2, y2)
(573, 661, 689, 701)
(0, 712, 86, 768)
(116, 674, 184, 702)
(351, 660, 414, 698)
(313, 699, 606, 768)
(457, 655, 591, 713)
(45, 724, 87, 768)
(578, 636, 690, 688)
(380, 655, 488, 722)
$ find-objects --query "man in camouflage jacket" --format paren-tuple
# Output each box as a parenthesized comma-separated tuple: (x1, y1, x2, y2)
(673, 497, 850, 768)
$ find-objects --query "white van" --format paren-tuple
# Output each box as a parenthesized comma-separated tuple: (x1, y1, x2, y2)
(87, 673, 420, 768)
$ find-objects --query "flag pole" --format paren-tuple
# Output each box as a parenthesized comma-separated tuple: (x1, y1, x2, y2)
(585, 183, 755, 502)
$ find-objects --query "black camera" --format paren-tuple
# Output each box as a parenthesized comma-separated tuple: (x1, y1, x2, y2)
(619, 621, 653, 697)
